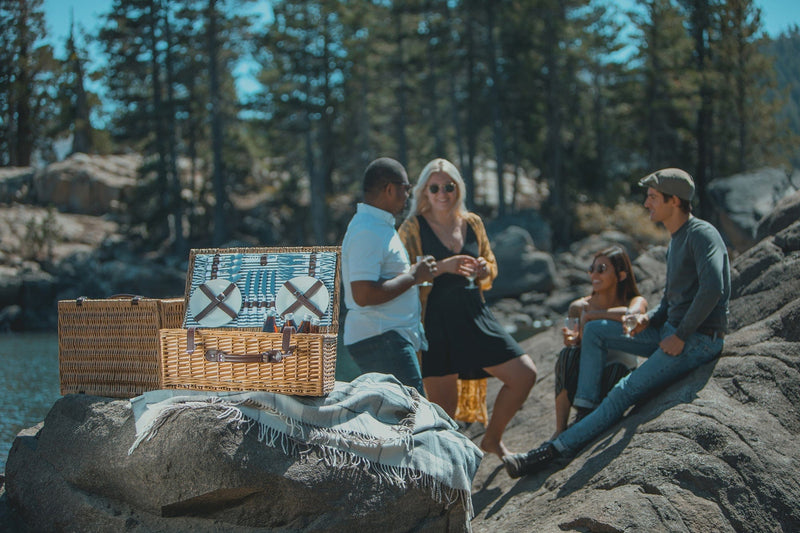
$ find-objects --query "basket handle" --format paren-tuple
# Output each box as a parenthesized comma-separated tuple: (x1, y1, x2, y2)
(110, 294, 144, 305)
(193, 326, 297, 363)
(74, 294, 143, 306)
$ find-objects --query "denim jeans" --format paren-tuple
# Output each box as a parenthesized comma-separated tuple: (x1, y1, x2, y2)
(553, 320, 722, 457)
(346, 330, 425, 396)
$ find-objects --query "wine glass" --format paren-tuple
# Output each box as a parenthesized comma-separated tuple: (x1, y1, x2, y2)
(622, 314, 638, 338)
(465, 272, 477, 289)
(564, 317, 580, 344)
(416, 256, 433, 287)
(464, 257, 479, 289)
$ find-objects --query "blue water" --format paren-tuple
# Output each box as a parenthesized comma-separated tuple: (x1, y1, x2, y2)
(0, 333, 61, 474)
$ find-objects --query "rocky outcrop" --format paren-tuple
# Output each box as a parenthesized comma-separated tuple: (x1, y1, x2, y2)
(32, 153, 141, 215)
(0, 204, 185, 331)
(4, 393, 469, 533)
(755, 188, 800, 242)
(707, 167, 798, 252)
(468, 224, 800, 531)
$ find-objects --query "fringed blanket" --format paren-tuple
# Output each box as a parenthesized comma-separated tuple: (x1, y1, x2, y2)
(129, 373, 483, 518)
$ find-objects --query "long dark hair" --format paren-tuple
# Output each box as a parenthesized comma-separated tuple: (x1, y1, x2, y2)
(593, 246, 641, 303)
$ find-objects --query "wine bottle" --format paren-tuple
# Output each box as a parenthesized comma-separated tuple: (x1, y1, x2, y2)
(262, 307, 278, 333)
(282, 312, 297, 332)
(298, 312, 313, 333)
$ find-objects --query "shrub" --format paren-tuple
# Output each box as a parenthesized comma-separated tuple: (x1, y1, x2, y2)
(575, 200, 669, 249)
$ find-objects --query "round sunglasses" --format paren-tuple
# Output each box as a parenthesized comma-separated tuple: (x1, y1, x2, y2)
(588, 263, 609, 274)
(429, 182, 456, 194)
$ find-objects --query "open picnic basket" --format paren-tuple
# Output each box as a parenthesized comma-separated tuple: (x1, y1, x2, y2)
(159, 246, 341, 396)
(58, 295, 185, 398)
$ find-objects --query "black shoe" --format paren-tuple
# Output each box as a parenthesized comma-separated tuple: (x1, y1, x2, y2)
(503, 442, 560, 479)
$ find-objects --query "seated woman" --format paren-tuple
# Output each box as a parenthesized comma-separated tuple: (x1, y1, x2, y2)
(552, 246, 647, 439)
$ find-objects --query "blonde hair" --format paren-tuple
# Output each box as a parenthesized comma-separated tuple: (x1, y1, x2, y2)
(406, 158, 468, 220)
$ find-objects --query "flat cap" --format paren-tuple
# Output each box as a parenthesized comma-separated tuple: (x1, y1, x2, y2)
(638, 168, 695, 201)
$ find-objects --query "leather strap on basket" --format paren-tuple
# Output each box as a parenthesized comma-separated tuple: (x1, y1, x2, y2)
(281, 279, 325, 318)
(186, 327, 197, 354)
(110, 294, 143, 305)
(194, 282, 238, 321)
(75, 295, 143, 306)
(202, 326, 296, 363)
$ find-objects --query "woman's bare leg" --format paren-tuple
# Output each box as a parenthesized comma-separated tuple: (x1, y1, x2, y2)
(480, 354, 537, 458)
(423, 374, 459, 417)
(551, 389, 571, 440)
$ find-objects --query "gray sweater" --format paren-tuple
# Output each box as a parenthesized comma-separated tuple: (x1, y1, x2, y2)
(647, 216, 730, 340)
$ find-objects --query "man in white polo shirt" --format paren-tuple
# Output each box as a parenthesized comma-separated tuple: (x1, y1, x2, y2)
(342, 157, 436, 395)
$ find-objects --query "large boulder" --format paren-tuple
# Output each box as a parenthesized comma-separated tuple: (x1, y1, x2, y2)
(32, 153, 141, 215)
(490, 225, 556, 299)
(467, 215, 800, 531)
(707, 167, 797, 252)
(5, 393, 471, 532)
(755, 188, 800, 242)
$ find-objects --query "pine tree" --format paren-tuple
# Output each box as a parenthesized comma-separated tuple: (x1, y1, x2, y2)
(631, 0, 697, 173)
(764, 25, 800, 168)
(714, 0, 784, 174)
(0, 0, 56, 167)
(253, 1, 354, 244)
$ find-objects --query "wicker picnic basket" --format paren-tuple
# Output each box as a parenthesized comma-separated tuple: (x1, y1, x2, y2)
(159, 246, 340, 396)
(58, 295, 185, 398)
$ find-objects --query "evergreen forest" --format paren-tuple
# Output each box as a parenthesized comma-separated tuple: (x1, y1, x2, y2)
(2, 0, 798, 252)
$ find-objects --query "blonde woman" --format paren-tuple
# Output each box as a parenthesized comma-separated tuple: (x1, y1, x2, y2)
(398, 158, 537, 459)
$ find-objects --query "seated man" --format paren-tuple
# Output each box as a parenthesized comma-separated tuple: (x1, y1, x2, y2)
(504, 168, 730, 478)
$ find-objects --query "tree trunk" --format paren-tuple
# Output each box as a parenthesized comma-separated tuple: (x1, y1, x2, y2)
(162, 0, 185, 254)
(394, 10, 409, 167)
(68, 22, 91, 155)
(147, 0, 171, 245)
(14, 11, 32, 166)
(207, 0, 228, 244)
(486, 0, 506, 217)
(463, 5, 477, 209)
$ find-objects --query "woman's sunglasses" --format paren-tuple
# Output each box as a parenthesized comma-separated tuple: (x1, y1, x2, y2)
(429, 183, 456, 194)
(588, 263, 609, 274)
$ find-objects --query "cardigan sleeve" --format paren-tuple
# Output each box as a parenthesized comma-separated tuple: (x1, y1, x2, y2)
(398, 216, 432, 319)
(398, 216, 422, 262)
(465, 212, 498, 292)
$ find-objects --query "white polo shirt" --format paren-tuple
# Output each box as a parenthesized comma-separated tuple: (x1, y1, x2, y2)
(341, 203, 427, 350)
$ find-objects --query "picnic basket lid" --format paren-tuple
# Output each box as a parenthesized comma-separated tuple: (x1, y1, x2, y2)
(182, 246, 340, 333)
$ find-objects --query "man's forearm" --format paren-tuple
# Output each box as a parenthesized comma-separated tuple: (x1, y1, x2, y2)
(350, 275, 416, 306)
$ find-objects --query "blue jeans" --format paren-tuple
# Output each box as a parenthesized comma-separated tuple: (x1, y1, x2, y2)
(553, 320, 722, 457)
(346, 330, 425, 396)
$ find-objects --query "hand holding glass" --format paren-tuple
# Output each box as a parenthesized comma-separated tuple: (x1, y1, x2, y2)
(564, 317, 580, 345)
(416, 256, 433, 286)
(622, 314, 638, 338)
(464, 257, 479, 289)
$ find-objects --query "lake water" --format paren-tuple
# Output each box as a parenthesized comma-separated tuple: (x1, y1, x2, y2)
(0, 332, 61, 474)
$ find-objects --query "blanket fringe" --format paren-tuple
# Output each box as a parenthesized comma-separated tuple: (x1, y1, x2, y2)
(253, 420, 474, 518)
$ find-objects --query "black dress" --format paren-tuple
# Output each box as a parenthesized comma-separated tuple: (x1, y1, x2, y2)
(418, 215, 525, 379)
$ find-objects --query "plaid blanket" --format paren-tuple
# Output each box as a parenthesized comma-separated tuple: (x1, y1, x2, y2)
(129, 373, 483, 519)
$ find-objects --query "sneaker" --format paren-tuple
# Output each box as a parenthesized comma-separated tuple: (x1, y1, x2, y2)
(503, 441, 560, 479)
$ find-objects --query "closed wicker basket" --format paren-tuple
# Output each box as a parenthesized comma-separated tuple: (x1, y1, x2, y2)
(159, 328, 337, 396)
(160, 246, 340, 396)
(58, 296, 185, 398)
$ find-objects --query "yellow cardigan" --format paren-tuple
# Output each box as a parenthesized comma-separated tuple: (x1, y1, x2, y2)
(397, 212, 498, 320)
